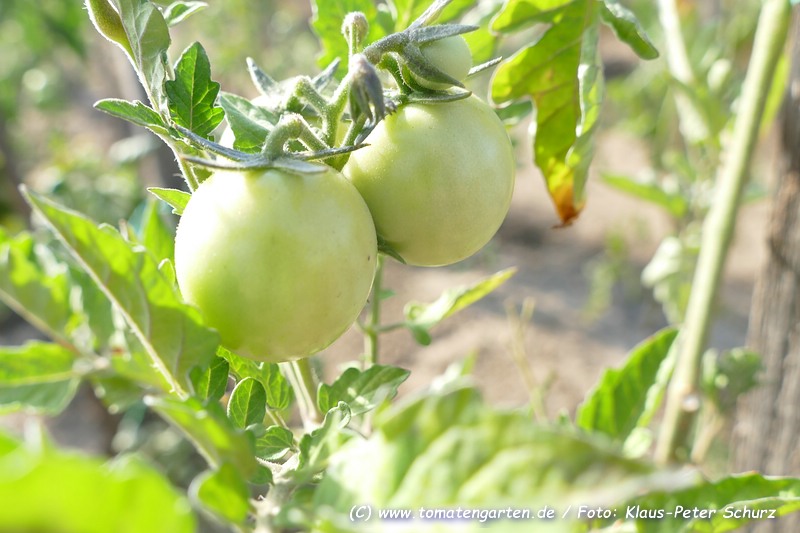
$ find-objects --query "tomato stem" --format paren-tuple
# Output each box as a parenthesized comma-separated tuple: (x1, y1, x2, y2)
(364, 254, 385, 367)
(284, 359, 321, 429)
(654, 0, 791, 465)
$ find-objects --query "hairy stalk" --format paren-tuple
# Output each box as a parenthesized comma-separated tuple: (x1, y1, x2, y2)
(283, 359, 321, 430)
(655, 0, 792, 464)
(363, 254, 385, 367)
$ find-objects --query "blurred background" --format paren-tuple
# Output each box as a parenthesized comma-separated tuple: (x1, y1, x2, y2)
(0, 0, 785, 526)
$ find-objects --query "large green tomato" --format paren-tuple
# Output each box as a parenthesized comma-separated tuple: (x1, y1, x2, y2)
(342, 95, 515, 266)
(174, 168, 377, 362)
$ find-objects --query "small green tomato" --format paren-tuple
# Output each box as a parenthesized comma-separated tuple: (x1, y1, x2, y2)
(409, 35, 472, 90)
(343, 95, 515, 267)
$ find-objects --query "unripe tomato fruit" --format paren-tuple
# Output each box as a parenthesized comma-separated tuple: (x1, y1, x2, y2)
(174, 168, 377, 362)
(342, 95, 515, 266)
(412, 35, 472, 90)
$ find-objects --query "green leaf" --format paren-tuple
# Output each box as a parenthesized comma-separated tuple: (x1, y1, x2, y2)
(296, 403, 352, 478)
(255, 425, 295, 462)
(318, 365, 410, 416)
(630, 474, 800, 533)
(218, 92, 276, 152)
(108, 0, 171, 111)
(576, 328, 678, 443)
(190, 462, 250, 525)
(227, 377, 267, 429)
(129, 198, 175, 263)
(312, 385, 694, 531)
(220, 348, 291, 410)
(311, 0, 388, 68)
(492, 0, 603, 225)
(86, 0, 134, 57)
(403, 268, 515, 343)
(146, 395, 256, 475)
(0, 341, 77, 386)
(490, 0, 574, 31)
(166, 42, 224, 138)
(147, 187, 191, 215)
(24, 190, 219, 393)
(599, 1, 659, 60)
(0, 230, 74, 346)
(162, 1, 207, 27)
(702, 348, 761, 414)
(190, 356, 229, 403)
(0, 342, 79, 414)
(0, 438, 195, 533)
(602, 173, 688, 218)
(94, 99, 167, 134)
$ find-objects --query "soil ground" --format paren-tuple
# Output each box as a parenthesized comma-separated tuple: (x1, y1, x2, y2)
(321, 128, 770, 415)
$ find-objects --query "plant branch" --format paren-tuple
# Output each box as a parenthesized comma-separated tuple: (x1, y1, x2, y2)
(283, 359, 321, 430)
(655, 0, 792, 465)
(363, 254, 385, 367)
(657, 0, 710, 143)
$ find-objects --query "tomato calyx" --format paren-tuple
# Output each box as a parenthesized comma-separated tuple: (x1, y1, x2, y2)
(365, 24, 477, 91)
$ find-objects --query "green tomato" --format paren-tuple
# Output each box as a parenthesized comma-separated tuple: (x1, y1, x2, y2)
(343, 95, 515, 267)
(174, 168, 377, 362)
(410, 35, 472, 90)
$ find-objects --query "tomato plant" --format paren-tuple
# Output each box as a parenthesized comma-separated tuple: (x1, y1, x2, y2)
(175, 168, 377, 361)
(0, 0, 797, 532)
(343, 94, 515, 266)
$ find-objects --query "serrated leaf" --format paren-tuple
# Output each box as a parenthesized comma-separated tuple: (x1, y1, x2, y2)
(311, 0, 388, 68)
(147, 187, 191, 215)
(0, 342, 79, 415)
(227, 377, 267, 429)
(190, 462, 249, 524)
(0, 437, 195, 533)
(162, 1, 207, 26)
(313, 385, 695, 529)
(576, 328, 678, 443)
(492, 0, 603, 225)
(403, 268, 515, 341)
(218, 93, 276, 153)
(219, 348, 291, 410)
(190, 356, 229, 403)
(602, 173, 688, 218)
(629, 474, 800, 533)
(24, 190, 219, 394)
(146, 395, 256, 475)
(107, 0, 171, 111)
(0, 230, 74, 347)
(94, 99, 167, 134)
(166, 42, 224, 138)
(255, 425, 295, 462)
(296, 403, 352, 478)
(600, 1, 659, 60)
(318, 365, 410, 416)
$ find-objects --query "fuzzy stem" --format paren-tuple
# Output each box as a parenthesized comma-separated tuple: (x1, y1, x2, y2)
(283, 359, 321, 430)
(655, 0, 792, 465)
(363, 254, 385, 367)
